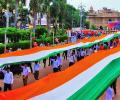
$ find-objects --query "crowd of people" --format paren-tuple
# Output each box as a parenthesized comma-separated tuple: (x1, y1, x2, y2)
(3, 29, 106, 53)
(33, 29, 105, 47)
(0, 33, 120, 100)
(67, 29, 105, 43)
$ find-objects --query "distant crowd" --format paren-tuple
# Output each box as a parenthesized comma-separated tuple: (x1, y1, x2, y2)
(4, 29, 107, 54)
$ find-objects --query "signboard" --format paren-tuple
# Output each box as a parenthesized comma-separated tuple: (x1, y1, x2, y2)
(108, 21, 120, 29)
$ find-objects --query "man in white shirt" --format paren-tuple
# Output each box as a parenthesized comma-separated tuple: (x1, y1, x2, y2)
(86, 48, 93, 56)
(2, 67, 13, 91)
(80, 49, 85, 59)
(71, 33, 74, 43)
(51, 56, 59, 73)
(95, 44, 99, 51)
(57, 54, 62, 71)
(21, 64, 31, 86)
(68, 52, 76, 67)
(33, 61, 40, 80)
(73, 33, 77, 42)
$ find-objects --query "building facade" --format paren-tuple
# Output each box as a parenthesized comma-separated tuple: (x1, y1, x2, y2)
(87, 7, 120, 27)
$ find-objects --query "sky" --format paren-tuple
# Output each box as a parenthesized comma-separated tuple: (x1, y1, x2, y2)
(67, 0, 120, 11)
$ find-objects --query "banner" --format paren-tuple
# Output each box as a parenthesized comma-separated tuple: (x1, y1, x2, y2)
(108, 21, 120, 29)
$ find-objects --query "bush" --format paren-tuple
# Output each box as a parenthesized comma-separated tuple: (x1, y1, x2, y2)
(0, 43, 4, 54)
(56, 29, 66, 35)
(55, 32, 68, 42)
(0, 27, 68, 54)
(18, 29, 30, 40)
(0, 40, 30, 54)
(90, 25, 97, 30)
(59, 34, 68, 42)
(36, 32, 68, 44)
(44, 36, 53, 44)
(36, 36, 52, 44)
(17, 40, 30, 49)
(6, 40, 30, 50)
(0, 27, 31, 43)
(36, 39, 42, 44)
(0, 28, 6, 35)
(35, 25, 48, 38)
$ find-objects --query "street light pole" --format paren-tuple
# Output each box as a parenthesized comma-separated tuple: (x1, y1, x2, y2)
(4, 4, 10, 52)
(53, 31, 55, 46)
(29, 25, 33, 48)
(15, 0, 18, 27)
(79, 3, 83, 30)
(49, 2, 54, 46)
(30, 30, 32, 48)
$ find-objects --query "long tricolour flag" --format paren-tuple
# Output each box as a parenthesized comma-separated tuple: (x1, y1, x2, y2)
(0, 33, 118, 67)
(0, 33, 120, 100)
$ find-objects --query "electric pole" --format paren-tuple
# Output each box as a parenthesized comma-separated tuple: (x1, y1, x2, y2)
(79, 2, 84, 31)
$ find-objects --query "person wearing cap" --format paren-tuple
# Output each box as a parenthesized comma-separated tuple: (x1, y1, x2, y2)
(1, 67, 14, 91)
(33, 61, 40, 80)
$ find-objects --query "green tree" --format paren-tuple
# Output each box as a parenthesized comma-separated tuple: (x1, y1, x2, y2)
(72, 10, 80, 27)
(50, 0, 60, 34)
(58, 0, 66, 31)
(3, 0, 16, 10)
(30, 0, 39, 36)
(91, 24, 97, 30)
(84, 20, 90, 29)
(14, 0, 20, 27)
(30, 0, 45, 36)
(42, 0, 53, 34)
(64, 4, 78, 29)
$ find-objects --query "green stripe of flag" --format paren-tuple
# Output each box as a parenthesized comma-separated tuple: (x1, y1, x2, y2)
(68, 58, 120, 100)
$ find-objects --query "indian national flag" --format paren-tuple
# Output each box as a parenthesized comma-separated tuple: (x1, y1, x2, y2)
(0, 33, 120, 100)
